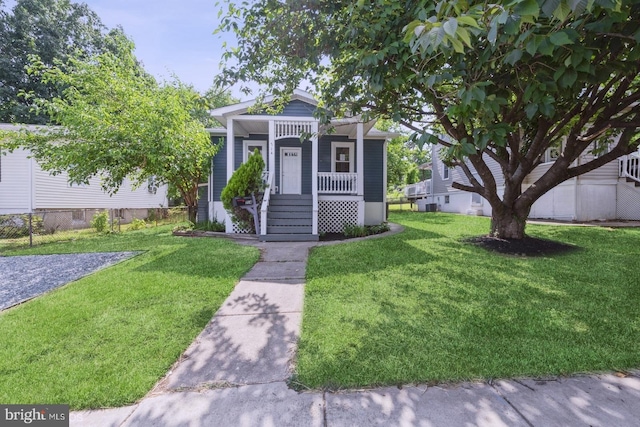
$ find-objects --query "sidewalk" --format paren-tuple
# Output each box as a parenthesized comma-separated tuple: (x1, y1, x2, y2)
(71, 234, 640, 427)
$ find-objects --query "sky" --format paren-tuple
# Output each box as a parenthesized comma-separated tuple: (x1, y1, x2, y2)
(5, 0, 251, 100)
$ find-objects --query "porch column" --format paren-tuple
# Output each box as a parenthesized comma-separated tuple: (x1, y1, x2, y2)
(226, 118, 235, 232)
(312, 121, 319, 235)
(268, 120, 276, 180)
(356, 122, 364, 196)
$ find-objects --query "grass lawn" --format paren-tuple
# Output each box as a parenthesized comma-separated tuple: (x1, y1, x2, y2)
(297, 212, 640, 389)
(0, 226, 259, 409)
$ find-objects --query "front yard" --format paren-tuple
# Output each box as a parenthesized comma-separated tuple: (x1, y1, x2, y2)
(296, 212, 640, 389)
(0, 226, 259, 409)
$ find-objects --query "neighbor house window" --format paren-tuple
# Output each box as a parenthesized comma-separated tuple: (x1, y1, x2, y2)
(243, 140, 267, 163)
(444, 195, 450, 204)
(331, 141, 354, 173)
(443, 162, 450, 180)
(471, 193, 483, 206)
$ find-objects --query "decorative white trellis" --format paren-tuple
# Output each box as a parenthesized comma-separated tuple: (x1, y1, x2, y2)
(318, 200, 359, 233)
(274, 121, 314, 140)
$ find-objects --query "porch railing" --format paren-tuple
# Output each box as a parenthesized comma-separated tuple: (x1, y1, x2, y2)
(260, 170, 275, 236)
(318, 172, 357, 194)
(404, 179, 431, 199)
(620, 152, 640, 185)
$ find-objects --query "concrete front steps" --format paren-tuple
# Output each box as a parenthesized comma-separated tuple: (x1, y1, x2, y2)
(260, 194, 318, 242)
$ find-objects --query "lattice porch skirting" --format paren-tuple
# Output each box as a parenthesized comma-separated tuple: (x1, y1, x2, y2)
(318, 200, 360, 233)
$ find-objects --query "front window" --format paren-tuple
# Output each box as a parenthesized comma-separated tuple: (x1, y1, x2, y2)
(331, 141, 354, 173)
(243, 140, 267, 163)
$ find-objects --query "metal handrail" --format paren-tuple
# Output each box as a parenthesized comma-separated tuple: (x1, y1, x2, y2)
(260, 170, 274, 236)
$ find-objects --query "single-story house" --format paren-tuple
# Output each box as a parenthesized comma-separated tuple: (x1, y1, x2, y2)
(0, 124, 168, 229)
(406, 141, 640, 221)
(205, 90, 397, 241)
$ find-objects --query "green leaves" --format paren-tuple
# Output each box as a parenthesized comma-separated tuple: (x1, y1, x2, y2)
(514, 0, 540, 17)
(12, 37, 216, 211)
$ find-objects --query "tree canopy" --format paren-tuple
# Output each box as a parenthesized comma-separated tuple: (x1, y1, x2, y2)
(218, 0, 640, 239)
(0, 0, 123, 124)
(2, 35, 219, 222)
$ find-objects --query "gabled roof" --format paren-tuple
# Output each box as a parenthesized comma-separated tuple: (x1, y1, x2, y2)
(209, 91, 400, 140)
(210, 89, 318, 127)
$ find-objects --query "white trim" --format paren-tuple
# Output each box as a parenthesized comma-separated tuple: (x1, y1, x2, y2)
(383, 140, 388, 220)
(312, 121, 319, 235)
(279, 146, 302, 195)
(243, 140, 267, 163)
(226, 119, 234, 233)
(331, 141, 354, 173)
(318, 195, 363, 201)
(356, 123, 364, 196)
(268, 121, 276, 182)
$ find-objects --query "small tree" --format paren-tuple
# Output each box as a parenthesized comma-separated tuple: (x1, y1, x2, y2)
(221, 150, 265, 233)
(2, 34, 216, 223)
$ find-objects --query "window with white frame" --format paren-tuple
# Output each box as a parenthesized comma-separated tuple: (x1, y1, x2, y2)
(331, 141, 354, 173)
(471, 192, 483, 206)
(243, 140, 267, 163)
(442, 162, 450, 180)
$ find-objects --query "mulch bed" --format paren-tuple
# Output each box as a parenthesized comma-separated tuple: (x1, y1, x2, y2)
(319, 233, 352, 242)
(465, 235, 579, 257)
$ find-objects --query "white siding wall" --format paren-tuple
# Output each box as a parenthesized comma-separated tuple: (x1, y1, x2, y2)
(364, 202, 385, 225)
(33, 164, 167, 209)
(0, 149, 34, 214)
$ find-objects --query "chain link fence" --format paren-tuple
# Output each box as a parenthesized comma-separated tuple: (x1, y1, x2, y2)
(0, 207, 188, 251)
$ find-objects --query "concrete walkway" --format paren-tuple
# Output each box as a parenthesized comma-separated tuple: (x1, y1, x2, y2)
(70, 234, 640, 427)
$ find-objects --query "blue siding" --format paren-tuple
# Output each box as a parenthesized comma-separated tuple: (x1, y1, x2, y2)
(197, 185, 208, 222)
(211, 136, 227, 202)
(364, 139, 385, 202)
(281, 99, 317, 117)
(246, 99, 316, 117)
(275, 138, 312, 194)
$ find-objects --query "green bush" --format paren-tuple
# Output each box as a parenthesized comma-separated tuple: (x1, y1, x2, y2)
(221, 150, 265, 233)
(343, 222, 390, 238)
(194, 219, 225, 232)
(129, 218, 147, 231)
(343, 223, 368, 238)
(90, 211, 110, 233)
(0, 214, 44, 238)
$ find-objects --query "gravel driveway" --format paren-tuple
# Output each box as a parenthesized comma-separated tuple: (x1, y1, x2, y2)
(0, 251, 140, 311)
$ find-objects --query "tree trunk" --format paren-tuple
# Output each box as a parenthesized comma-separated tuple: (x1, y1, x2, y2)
(186, 204, 197, 223)
(490, 208, 529, 239)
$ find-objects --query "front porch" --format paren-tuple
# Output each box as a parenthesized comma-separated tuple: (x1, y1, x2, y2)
(208, 91, 392, 241)
(224, 116, 367, 240)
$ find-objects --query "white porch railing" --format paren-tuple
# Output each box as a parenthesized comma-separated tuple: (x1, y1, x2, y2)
(318, 172, 357, 194)
(404, 179, 431, 199)
(620, 152, 640, 184)
(260, 170, 274, 236)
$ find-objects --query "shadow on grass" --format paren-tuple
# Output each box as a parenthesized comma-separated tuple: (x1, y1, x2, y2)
(297, 213, 640, 389)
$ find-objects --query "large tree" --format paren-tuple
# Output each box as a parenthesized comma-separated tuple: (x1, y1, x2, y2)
(217, 0, 640, 239)
(0, 0, 122, 124)
(2, 35, 218, 222)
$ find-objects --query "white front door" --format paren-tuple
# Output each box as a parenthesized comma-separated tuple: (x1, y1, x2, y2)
(280, 147, 302, 194)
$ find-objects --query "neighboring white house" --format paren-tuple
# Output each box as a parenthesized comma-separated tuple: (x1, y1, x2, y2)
(405, 142, 640, 221)
(0, 124, 168, 227)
